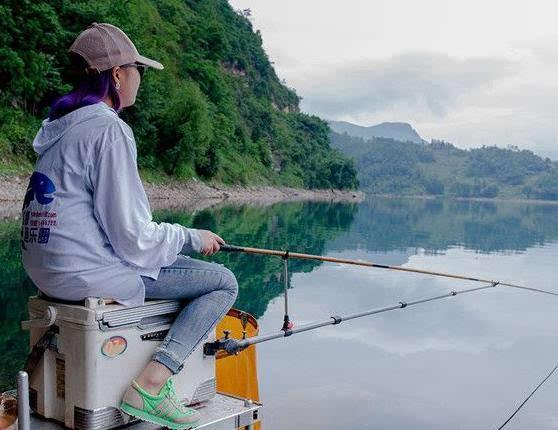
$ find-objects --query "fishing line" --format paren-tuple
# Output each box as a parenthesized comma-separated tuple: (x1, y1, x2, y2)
(504, 284, 558, 297)
(497, 358, 558, 429)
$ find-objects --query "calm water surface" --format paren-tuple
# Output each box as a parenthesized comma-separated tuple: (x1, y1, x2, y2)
(2, 197, 558, 429)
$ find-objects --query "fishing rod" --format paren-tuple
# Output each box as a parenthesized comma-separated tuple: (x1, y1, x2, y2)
(204, 282, 499, 355)
(219, 244, 558, 297)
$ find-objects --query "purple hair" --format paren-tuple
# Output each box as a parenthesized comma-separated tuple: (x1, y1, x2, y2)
(49, 69, 121, 121)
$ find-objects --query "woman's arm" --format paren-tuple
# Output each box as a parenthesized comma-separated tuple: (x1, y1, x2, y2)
(90, 123, 202, 269)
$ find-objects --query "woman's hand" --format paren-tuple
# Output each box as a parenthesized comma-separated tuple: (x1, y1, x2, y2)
(198, 230, 225, 256)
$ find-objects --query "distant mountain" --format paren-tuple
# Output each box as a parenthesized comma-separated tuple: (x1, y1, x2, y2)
(328, 120, 424, 144)
(330, 130, 558, 200)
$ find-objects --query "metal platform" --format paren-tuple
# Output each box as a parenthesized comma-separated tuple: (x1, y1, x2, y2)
(28, 392, 262, 430)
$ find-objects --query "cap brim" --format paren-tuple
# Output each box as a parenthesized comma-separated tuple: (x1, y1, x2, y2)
(136, 54, 164, 70)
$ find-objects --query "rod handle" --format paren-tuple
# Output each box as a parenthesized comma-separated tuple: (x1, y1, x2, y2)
(220, 244, 243, 252)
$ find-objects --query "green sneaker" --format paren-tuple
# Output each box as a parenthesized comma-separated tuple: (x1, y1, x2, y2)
(120, 378, 200, 429)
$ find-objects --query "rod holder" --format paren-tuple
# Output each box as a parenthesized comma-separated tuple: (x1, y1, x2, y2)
(281, 252, 293, 331)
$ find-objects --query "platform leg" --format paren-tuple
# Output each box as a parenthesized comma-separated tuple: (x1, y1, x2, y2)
(17, 371, 31, 430)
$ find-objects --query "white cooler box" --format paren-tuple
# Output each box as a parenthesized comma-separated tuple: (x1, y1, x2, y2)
(24, 295, 216, 430)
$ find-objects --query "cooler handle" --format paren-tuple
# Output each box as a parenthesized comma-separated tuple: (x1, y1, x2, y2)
(21, 306, 57, 330)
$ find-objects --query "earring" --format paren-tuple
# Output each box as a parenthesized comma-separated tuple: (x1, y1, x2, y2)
(115, 82, 121, 90)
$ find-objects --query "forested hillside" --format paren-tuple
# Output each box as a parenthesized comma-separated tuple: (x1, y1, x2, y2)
(0, 0, 358, 189)
(331, 130, 558, 200)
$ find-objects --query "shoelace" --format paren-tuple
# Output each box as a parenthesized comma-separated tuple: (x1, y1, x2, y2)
(165, 380, 191, 415)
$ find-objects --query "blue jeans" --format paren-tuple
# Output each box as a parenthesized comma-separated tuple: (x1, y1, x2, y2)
(141, 255, 238, 374)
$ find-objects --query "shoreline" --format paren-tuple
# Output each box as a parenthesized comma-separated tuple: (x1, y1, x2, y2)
(368, 193, 558, 206)
(0, 176, 364, 219)
(143, 180, 364, 212)
(9, 175, 558, 220)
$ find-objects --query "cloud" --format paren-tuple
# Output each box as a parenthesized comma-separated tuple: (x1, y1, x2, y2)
(229, 0, 558, 156)
(297, 52, 517, 121)
(514, 35, 558, 66)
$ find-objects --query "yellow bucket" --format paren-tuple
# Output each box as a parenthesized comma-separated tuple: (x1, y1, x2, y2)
(215, 309, 260, 429)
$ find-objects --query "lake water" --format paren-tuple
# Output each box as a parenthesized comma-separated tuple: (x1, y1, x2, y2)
(3, 196, 558, 429)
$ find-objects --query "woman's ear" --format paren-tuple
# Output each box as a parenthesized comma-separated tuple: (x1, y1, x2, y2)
(111, 66, 121, 89)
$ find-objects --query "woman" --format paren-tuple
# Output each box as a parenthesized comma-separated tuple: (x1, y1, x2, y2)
(21, 23, 238, 429)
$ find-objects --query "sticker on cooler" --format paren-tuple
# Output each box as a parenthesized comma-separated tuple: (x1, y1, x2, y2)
(101, 336, 128, 357)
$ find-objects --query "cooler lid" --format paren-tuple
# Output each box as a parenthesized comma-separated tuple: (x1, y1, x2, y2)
(100, 300, 182, 328)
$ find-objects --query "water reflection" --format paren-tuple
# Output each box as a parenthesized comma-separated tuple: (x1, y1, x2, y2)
(2, 196, 558, 430)
(257, 245, 558, 429)
(328, 198, 558, 254)
(0, 219, 37, 391)
(255, 198, 558, 430)
(155, 201, 359, 318)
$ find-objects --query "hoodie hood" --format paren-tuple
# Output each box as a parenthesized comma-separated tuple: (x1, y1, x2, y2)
(33, 102, 117, 155)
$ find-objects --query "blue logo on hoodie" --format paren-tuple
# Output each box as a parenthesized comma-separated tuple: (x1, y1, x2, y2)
(23, 172, 56, 209)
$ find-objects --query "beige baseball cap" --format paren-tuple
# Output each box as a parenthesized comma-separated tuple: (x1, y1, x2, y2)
(69, 22, 163, 72)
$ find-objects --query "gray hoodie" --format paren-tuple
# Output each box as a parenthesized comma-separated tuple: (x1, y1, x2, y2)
(22, 102, 202, 306)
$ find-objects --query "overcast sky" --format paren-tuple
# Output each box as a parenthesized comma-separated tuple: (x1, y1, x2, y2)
(228, 0, 558, 159)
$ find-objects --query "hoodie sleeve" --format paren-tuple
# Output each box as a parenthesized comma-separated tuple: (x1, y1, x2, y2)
(90, 123, 202, 269)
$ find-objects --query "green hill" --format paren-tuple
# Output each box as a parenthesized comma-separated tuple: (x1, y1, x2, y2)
(0, 0, 357, 190)
(331, 130, 558, 200)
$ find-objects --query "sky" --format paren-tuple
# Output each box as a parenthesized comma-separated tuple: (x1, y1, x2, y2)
(228, 0, 558, 159)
